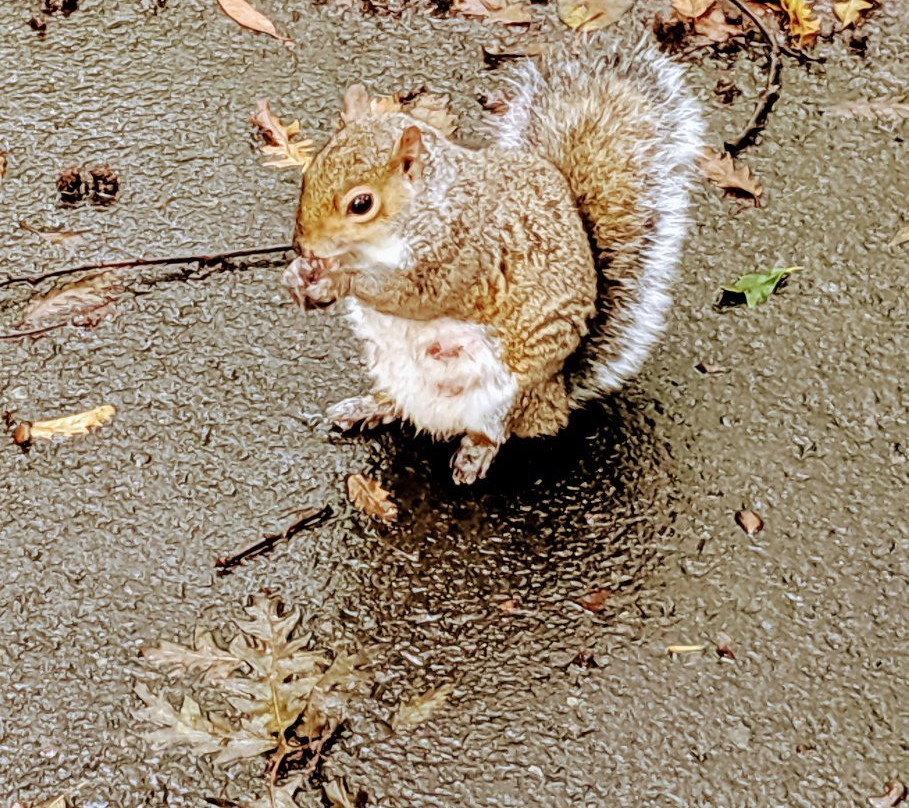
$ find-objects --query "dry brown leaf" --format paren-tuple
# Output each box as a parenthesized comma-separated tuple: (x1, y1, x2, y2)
(692, 5, 740, 41)
(453, 0, 534, 25)
(216, 0, 291, 45)
(0, 150, 6, 184)
(392, 683, 454, 729)
(888, 225, 909, 248)
(323, 779, 368, 808)
(557, 0, 633, 30)
(823, 98, 909, 121)
(14, 404, 116, 445)
(577, 588, 612, 613)
(15, 271, 123, 331)
(867, 780, 907, 808)
(250, 100, 314, 170)
(667, 644, 706, 654)
(778, 0, 820, 46)
(672, 0, 713, 18)
(346, 473, 398, 522)
(19, 220, 88, 249)
(735, 509, 764, 535)
(699, 147, 763, 205)
(833, 0, 874, 26)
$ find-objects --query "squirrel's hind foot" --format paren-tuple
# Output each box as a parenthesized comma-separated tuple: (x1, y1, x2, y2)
(327, 394, 397, 433)
(451, 433, 501, 485)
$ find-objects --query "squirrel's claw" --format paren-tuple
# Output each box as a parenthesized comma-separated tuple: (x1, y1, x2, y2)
(451, 433, 500, 485)
(327, 394, 397, 433)
(283, 255, 340, 310)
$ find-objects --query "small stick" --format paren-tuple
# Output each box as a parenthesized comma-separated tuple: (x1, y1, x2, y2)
(723, 0, 783, 155)
(215, 505, 333, 574)
(0, 244, 294, 289)
(0, 322, 69, 341)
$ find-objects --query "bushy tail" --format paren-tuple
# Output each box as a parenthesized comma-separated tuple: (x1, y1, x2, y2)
(495, 35, 705, 404)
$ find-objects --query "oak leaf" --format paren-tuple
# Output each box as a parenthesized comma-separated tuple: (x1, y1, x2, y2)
(391, 683, 454, 728)
(346, 473, 398, 522)
(216, 0, 291, 45)
(698, 147, 763, 205)
(250, 100, 314, 170)
(452, 0, 534, 25)
(557, 0, 633, 31)
(14, 404, 116, 445)
(778, 0, 820, 46)
(16, 271, 123, 331)
(833, 0, 874, 26)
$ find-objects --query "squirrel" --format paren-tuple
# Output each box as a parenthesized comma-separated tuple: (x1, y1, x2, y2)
(283, 35, 705, 485)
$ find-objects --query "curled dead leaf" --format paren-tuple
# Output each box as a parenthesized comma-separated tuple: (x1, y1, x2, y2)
(14, 404, 116, 445)
(735, 509, 764, 535)
(346, 473, 398, 522)
(250, 101, 314, 170)
(867, 780, 907, 808)
(699, 147, 763, 205)
(216, 0, 291, 45)
(557, 0, 633, 31)
(16, 271, 123, 332)
(392, 683, 454, 729)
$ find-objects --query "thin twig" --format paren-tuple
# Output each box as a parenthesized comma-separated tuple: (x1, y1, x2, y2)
(0, 322, 70, 341)
(723, 0, 782, 154)
(0, 244, 294, 289)
(215, 505, 333, 574)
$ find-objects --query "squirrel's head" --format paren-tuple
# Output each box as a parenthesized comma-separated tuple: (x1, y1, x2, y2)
(293, 85, 427, 269)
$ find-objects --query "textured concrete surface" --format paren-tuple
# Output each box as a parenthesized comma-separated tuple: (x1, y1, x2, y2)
(1, 1, 907, 807)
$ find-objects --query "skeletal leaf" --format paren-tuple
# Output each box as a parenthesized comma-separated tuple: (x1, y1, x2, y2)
(735, 509, 764, 535)
(698, 147, 762, 205)
(671, 0, 712, 18)
(250, 100, 314, 170)
(14, 404, 116, 445)
(452, 0, 534, 25)
(346, 473, 398, 522)
(19, 220, 89, 249)
(778, 0, 820, 46)
(667, 644, 706, 654)
(833, 0, 874, 26)
(16, 271, 123, 331)
(888, 225, 909, 248)
(723, 266, 799, 308)
(323, 779, 368, 808)
(392, 683, 454, 729)
(557, 0, 633, 30)
(216, 0, 291, 45)
(823, 98, 909, 121)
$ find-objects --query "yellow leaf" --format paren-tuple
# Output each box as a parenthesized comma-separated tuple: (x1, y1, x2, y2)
(557, 0, 633, 30)
(833, 0, 874, 26)
(15, 405, 116, 444)
(216, 0, 291, 45)
(671, 0, 713, 18)
(779, 0, 820, 46)
(346, 473, 398, 522)
(250, 100, 314, 170)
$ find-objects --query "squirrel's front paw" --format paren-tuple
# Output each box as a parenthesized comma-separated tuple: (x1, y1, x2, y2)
(283, 255, 340, 310)
(451, 433, 500, 485)
(327, 394, 397, 433)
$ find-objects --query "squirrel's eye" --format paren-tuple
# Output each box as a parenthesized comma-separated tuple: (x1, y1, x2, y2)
(347, 193, 374, 216)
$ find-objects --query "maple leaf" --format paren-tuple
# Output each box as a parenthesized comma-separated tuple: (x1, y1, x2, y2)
(833, 0, 874, 26)
(16, 271, 123, 331)
(778, 0, 820, 46)
(722, 266, 800, 308)
(452, 0, 534, 25)
(250, 100, 314, 170)
(346, 473, 398, 522)
(698, 147, 763, 205)
(391, 683, 454, 729)
(557, 0, 633, 30)
(14, 404, 116, 446)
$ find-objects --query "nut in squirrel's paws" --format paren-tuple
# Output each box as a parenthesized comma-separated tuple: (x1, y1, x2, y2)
(327, 394, 397, 433)
(283, 254, 341, 310)
(451, 433, 500, 485)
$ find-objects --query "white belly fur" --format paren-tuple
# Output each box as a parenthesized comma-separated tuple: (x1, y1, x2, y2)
(346, 300, 518, 441)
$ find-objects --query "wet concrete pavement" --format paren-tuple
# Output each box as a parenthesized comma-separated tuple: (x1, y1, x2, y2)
(1, 1, 907, 806)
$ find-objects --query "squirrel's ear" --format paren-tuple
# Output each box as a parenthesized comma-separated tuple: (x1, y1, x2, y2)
(392, 125, 425, 180)
(341, 84, 371, 124)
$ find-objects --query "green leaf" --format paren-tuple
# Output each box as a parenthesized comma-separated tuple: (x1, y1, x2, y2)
(722, 266, 801, 308)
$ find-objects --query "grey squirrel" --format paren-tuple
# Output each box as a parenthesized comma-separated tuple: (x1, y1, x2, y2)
(283, 35, 705, 484)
